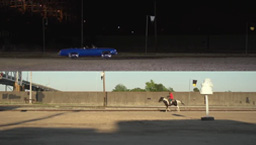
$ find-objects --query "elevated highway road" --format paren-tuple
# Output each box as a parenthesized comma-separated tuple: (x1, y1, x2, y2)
(0, 72, 58, 91)
(0, 56, 256, 71)
(0, 52, 256, 71)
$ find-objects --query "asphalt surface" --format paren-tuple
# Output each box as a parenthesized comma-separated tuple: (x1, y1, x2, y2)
(0, 110, 256, 145)
(1, 104, 256, 112)
(1, 56, 256, 71)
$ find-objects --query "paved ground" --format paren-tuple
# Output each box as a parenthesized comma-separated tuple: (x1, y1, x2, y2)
(0, 110, 256, 145)
(1, 104, 256, 111)
(1, 56, 256, 71)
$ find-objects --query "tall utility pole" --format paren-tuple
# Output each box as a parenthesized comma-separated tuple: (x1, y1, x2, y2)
(81, 0, 84, 48)
(145, 15, 149, 54)
(14, 71, 22, 91)
(245, 22, 248, 55)
(145, 1, 157, 54)
(188, 79, 197, 106)
(42, 17, 46, 53)
(188, 79, 191, 105)
(29, 71, 32, 104)
(154, 0, 157, 52)
(101, 71, 106, 106)
(102, 71, 106, 93)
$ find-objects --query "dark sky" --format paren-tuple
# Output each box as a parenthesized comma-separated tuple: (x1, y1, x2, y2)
(1, 0, 256, 51)
(1, 1, 256, 35)
(80, 1, 256, 35)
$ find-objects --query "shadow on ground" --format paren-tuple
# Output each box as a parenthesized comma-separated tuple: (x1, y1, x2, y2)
(0, 117, 255, 145)
(0, 105, 21, 111)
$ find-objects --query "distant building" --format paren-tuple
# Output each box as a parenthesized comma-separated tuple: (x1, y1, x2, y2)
(0, 0, 77, 22)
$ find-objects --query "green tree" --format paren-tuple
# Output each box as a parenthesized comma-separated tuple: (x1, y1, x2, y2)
(130, 87, 146, 92)
(145, 80, 157, 91)
(193, 87, 200, 92)
(167, 87, 175, 92)
(145, 80, 169, 92)
(112, 84, 129, 92)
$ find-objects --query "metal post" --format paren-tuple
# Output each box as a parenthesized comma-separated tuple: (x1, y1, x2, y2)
(154, 1, 157, 52)
(81, 0, 83, 48)
(42, 17, 45, 53)
(245, 22, 248, 55)
(14, 71, 20, 91)
(145, 15, 149, 54)
(103, 71, 105, 93)
(101, 71, 106, 106)
(205, 95, 209, 116)
(29, 72, 32, 104)
(188, 79, 191, 105)
(16, 71, 19, 85)
(201, 94, 214, 121)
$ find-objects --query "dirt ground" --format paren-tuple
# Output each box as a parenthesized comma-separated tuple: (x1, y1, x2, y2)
(0, 111, 256, 145)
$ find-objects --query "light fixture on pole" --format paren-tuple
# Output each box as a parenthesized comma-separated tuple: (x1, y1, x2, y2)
(145, 15, 156, 54)
(188, 79, 197, 105)
(245, 22, 255, 55)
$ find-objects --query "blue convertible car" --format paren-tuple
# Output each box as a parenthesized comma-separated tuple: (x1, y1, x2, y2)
(58, 47, 118, 58)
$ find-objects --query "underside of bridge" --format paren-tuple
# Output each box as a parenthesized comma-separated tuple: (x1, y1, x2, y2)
(0, 71, 58, 91)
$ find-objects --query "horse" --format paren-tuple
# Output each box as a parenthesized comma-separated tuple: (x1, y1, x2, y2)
(158, 97, 185, 112)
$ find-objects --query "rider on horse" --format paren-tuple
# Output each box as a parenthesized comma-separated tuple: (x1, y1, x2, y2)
(169, 92, 174, 105)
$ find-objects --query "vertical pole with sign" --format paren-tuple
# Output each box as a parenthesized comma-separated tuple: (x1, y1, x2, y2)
(205, 95, 209, 116)
(200, 78, 214, 121)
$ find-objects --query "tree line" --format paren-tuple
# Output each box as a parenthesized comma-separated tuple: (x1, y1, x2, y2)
(112, 80, 175, 92)
(112, 79, 200, 92)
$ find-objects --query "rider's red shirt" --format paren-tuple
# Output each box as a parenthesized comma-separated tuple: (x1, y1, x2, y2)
(169, 93, 174, 100)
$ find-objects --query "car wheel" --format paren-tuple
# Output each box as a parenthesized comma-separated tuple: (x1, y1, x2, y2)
(68, 53, 79, 59)
(101, 51, 112, 58)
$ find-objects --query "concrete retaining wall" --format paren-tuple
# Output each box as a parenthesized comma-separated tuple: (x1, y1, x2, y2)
(0, 91, 255, 107)
(107, 92, 167, 106)
(37, 92, 104, 106)
(0, 92, 36, 104)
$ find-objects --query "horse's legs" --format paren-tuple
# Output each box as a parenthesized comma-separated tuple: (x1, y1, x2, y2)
(177, 105, 180, 112)
(166, 105, 170, 112)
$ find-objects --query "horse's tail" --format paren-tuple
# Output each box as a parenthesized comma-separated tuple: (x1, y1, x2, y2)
(177, 100, 185, 105)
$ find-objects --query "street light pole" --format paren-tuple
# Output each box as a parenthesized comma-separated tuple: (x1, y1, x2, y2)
(154, 0, 157, 52)
(188, 79, 191, 105)
(42, 17, 45, 53)
(42, 17, 48, 53)
(101, 71, 106, 106)
(81, 0, 84, 48)
(102, 71, 105, 93)
(145, 15, 149, 54)
(245, 22, 248, 55)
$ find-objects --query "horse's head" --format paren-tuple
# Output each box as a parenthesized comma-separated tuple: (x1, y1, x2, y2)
(158, 97, 164, 102)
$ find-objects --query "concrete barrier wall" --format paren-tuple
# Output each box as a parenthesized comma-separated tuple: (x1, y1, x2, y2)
(0, 92, 36, 104)
(37, 92, 104, 106)
(107, 92, 167, 106)
(0, 91, 255, 107)
(209, 92, 256, 106)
